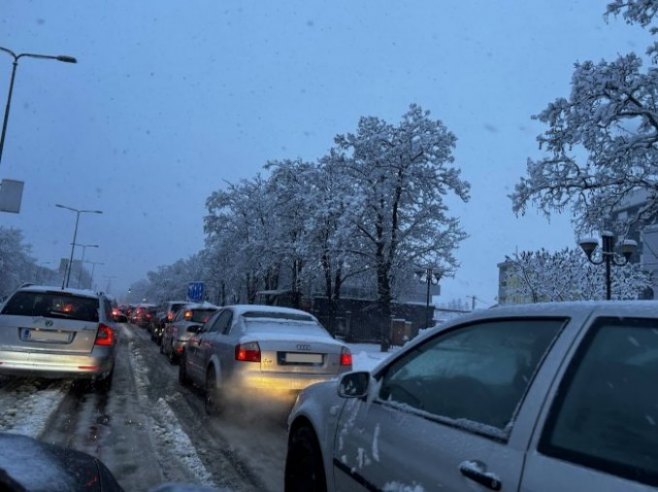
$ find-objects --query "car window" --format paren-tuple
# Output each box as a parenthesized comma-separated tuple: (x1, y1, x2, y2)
(206, 309, 232, 334)
(378, 318, 564, 434)
(189, 309, 216, 323)
(1, 291, 99, 322)
(539, 317, 658, 487)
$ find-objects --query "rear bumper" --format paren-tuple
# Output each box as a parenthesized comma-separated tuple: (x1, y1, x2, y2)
(230, 368, 344, 392)
(0, 349, 115, 380)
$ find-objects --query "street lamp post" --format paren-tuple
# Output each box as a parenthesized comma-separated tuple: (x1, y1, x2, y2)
(415, 267, 441, 328)
(56, 204, 103, 288)
(0, 46, 77, 166)
(578, 231, 638, 300)
(75, 243, 99, 287)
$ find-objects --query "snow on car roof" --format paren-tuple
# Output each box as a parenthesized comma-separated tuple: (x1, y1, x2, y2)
(230, 304, 318, 319)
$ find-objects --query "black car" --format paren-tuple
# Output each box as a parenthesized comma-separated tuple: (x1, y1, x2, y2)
(0, 432, 123, 491)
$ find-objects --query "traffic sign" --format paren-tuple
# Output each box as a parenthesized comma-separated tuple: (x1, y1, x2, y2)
(187, 281, 205, 302)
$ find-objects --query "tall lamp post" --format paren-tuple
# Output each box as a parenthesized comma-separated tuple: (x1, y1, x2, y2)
(415, 267, 441, 328)
(0, 46, 77, 166)
(56, 204, 103, 288)
(75, 243, 99, 287)
(578, 231, 637, 300)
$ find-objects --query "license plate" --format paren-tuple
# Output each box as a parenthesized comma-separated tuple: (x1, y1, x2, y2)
(285, 352, 323, 364)
(25, 329, 72, 343)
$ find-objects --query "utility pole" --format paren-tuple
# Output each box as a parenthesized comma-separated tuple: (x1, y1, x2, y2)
(467, 295, 476, 311)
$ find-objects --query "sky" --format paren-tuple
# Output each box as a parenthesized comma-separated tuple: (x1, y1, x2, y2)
(0, 1, 653, 306)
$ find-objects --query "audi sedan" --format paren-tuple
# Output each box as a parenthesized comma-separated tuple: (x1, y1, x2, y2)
(179, 305, 352, 413)
(285, 301, 658, 492)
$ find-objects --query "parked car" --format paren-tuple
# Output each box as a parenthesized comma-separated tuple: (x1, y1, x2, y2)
(160, 302, 219, 364)
(151, 300, 187, 344)
(284, 301, 658, 491)
(0, 285, 119, 388)
(179, 304, 352, 414)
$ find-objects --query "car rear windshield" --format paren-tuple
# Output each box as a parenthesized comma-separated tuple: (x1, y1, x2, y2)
(1, 291, 99, 322)
(242, 311, 314, 322)
(188, 309, 217, 323)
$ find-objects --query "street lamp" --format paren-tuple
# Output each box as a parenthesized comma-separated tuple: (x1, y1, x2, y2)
(55, 204, 103, 288)
(86, 261, 105, 290)
(74, 243, 99, 287)
(0, 46, 77, 166)
(578, 231, 638, 300)
(415, 267, 442, 328)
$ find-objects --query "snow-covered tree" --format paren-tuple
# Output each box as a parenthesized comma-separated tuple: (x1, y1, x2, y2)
(334, 104, 470, 317)
(502, 247, 652, 302)
(0, 227, 37, 295)
(511, 2, 658, 235)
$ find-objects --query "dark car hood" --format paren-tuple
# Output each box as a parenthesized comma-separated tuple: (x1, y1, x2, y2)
(0, 432, 122, 491)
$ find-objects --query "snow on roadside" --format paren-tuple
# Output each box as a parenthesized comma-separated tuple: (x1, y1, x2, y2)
(0, 380, 69, 437)
(151, 398, 214, 487)
(123, 324, 214, 488)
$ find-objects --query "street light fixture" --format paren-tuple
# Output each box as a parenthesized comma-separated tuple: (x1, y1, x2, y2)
(0, 46, 77, 166)
(415, 267, 442, 329)
(55, 204, 103, 288)
(578, 231, 638, 300)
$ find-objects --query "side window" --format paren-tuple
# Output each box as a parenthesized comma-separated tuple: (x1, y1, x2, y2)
(206, 310, 232, 333)
(219, 311, 234, 334)
(378, 318, 564, 434)
(539, 317, 658, 487)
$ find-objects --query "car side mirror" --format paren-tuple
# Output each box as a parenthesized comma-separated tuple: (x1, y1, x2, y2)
(338, 371, 370, 399)
(187, 324, 202, 333)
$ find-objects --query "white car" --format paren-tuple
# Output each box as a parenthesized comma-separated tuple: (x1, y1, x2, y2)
(285, 301, 658, 491)
(179, 304, 352, 413)
(0, 284, 119, 388)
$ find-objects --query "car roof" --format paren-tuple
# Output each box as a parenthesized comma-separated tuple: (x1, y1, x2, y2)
(14, 284, 102, 300)
(226, 304, 317, 318)
(439, 300, 658, 329)
(182, 301, 220, 310)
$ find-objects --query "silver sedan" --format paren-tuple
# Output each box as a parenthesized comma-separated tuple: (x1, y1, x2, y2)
(179, 304, 352, 413)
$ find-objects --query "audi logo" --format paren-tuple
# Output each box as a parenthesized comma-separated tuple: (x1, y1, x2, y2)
(296, 344, 311, 351)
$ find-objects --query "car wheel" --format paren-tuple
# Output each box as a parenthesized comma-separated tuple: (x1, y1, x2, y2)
(168, 346, 177, 365)
(285, 424, 327, 492)
(159, 340, 165, 354)
(204, 369, 223, 416)
(178, 354, 190, 386)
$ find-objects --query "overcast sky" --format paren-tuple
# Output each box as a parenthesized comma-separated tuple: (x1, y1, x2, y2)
(0, 1, 652, 306)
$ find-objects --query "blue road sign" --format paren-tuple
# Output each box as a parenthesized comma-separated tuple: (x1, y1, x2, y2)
(187, 281, 205, 302)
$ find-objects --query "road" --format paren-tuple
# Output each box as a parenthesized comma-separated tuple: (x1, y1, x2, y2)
(0, 323, 290, 491)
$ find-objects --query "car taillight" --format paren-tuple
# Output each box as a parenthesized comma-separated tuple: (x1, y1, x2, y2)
(95, 323, 115, 346)
(235, 342, 261, 362)
(340, 347, 352, 366)
(167, 312, 174, 321)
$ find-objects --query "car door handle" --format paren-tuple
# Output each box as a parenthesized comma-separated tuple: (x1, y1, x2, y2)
(459, 460, 501, 491)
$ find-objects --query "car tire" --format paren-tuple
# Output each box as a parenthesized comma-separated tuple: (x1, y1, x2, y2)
(178, 354, 190, 386)
(284, 424, 327, 492)
(204, 369, 223, 416)
(159, 340, 165, 354)
(168, 346, 177, 365)
(95, 368, 114, 393)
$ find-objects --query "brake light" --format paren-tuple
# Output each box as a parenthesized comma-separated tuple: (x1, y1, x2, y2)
(235, 342, 261, 362)
(95, 323, 115, 346)
(340, 347, 352, 366)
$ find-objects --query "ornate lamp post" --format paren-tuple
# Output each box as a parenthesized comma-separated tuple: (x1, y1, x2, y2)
(415, 267, 441, 328)
(578, 231, 637, 300)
